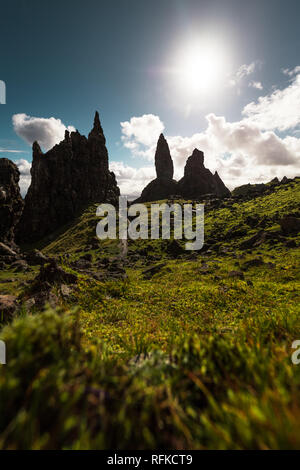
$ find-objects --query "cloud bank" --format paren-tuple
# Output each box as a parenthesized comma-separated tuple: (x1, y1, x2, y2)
(12, 114, 75, 151)
(119, 71, 300, 196)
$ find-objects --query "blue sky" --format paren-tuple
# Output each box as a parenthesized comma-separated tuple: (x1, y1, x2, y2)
(0, 0, 300, 197)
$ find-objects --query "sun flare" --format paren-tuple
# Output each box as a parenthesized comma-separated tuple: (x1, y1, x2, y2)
(174, 39, 230, 95)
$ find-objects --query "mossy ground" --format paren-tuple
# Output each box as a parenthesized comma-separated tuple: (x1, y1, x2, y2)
(0, 179, 300, 449)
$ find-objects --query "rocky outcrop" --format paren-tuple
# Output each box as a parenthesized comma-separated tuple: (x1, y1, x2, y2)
(134, 134, 178, 203)
(0, 158, 24, 247)
(155, 134, 174, 179)
(280, 216, 300, 235)
(232, 176, 299, 200)
(18, 112, 120, 243)
(178, 149, 230, 199)
(135, 136, 230, 203)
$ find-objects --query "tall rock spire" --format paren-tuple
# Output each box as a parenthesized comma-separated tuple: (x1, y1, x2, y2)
(88, 111, 105, 143)
(32, 141, 43, 160)
(155, 133, 174, 180)
(134, 134, 177, 203)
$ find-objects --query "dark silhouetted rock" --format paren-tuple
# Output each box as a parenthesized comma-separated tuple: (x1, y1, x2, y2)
(239, 230, 268, 249)
(279, 216, 300, 235)
(17, 112, 120, 243)
(166, 239, 185, 257)
(241, 258, 265, 270)
(25, 249, 49, 266)
(0, 295, 18, 323)
(0, 242, 18, 257)
(11, 259, 29, 272)
(178, 149, 230, 199)
(34, 259, 77, 288)
(155, 134, 174, 179)
(228, 270, 245, 280)
(0, 158, 24, 247)
(135, 134, 178, 202)
(142, 263, 166, 279)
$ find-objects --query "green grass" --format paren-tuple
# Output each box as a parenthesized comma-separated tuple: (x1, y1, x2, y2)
(0, 178, 300, 449)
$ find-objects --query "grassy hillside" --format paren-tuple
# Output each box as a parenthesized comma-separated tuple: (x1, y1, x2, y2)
(0, 178, 300, 449)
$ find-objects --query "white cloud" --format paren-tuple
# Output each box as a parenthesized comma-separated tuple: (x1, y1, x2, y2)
(243, 72, 300, 131)
(282, 66, 300, 77)
(12, 113, 75, 151)
(120, 114, 165, 159)
(14, 159, 32, 197)
(110, 161, 155, 200)
(229, 61, 258, 87)
(249, 81, 263, 90)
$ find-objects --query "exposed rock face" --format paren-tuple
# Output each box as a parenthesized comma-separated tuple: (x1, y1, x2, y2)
(178, 149, 230, 199)
(135, 136, 230, 203)
(0, 158, 24, 247)
(155, 134, 174, 179)
(18, 112, 120, 243)
(135, 134, 177, 202)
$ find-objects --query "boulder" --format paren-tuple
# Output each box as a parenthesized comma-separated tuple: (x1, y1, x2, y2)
(0, 242, 18, 258)
(0, 295, 18, 323)
(142, 263, 166, 279)
(25, 249, 48, 266)
(279, 216, 300, 235)
(11, 260, 29, 272)
(33, 259, 77, 288)
(166, 239, 185, 257)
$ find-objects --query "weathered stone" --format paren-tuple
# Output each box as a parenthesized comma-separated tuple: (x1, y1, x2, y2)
(178, 149, 230, 199)
(239, 230, 267, 249)
(279, 216, 300, 235)
(155, 134, 174, 179)
(0, 295, 18, 323)
(142, 263, 166, 279)
(0, 159, 24, 246)
(166, 239, 185, 257)
(242, 258, 264, 270)
(17, 112, 120, 243)
(34, 259, 77, 287)
(135, 135, 231, 202)
(228, 270, 245, 280)
(0, 242, 18, 258)
(11, 260, 29, 272)
(25, 249, 48, 266)
(135, 134, 178, 202)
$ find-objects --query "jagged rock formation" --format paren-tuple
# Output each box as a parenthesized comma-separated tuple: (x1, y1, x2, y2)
(135, 138, 230, 203)
(178, 149, 230, 199)
(18, 112, 120, 243)
(134, 134, 178, 203)
(0, 158, 24, 247)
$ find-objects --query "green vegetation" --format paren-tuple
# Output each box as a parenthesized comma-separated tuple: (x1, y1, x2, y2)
(0, 179, 300, 449)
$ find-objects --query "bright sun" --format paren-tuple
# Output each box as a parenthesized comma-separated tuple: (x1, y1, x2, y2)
(174, 39, 229, 95)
